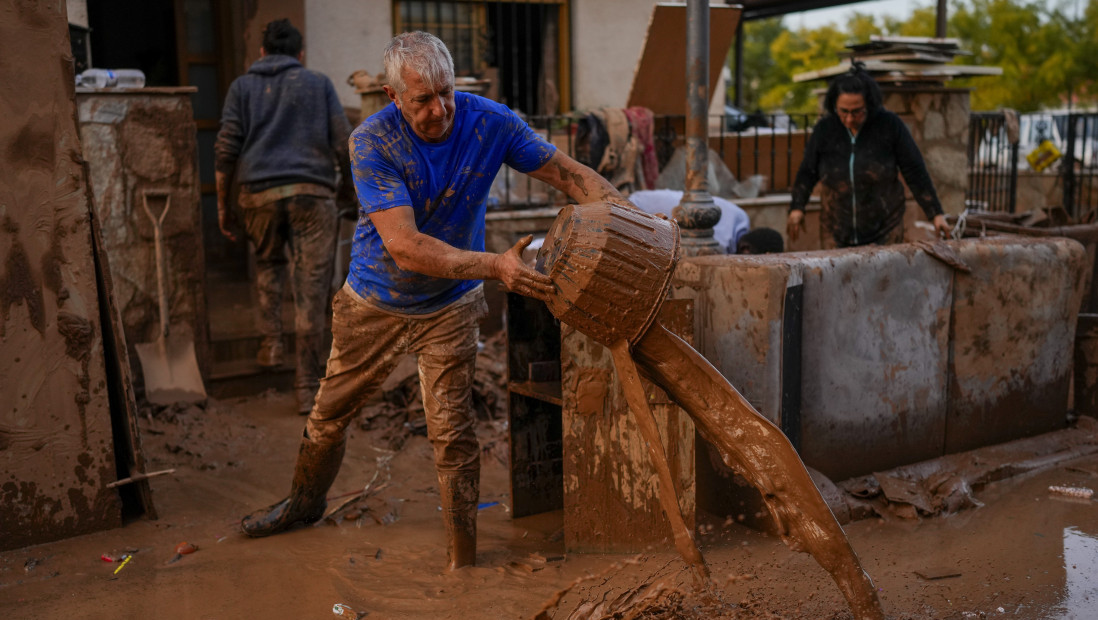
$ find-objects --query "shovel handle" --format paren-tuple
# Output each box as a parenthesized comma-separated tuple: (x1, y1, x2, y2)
(141, 191, 172, 339)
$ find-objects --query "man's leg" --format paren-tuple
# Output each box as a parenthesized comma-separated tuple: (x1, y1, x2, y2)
(242, 289, 407, 537)
(287, 195, 338, 414)
(243, 202, 289, 368)
(411, 292, 488, 569)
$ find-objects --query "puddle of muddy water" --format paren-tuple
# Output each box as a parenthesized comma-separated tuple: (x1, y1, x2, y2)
(1053, 526, 1098, 619)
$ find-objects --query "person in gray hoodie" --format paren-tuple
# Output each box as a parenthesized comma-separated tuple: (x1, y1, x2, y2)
(215, 19, 352, 415)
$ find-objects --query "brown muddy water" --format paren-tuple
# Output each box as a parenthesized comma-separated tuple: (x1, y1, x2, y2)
(1, 391, 1097, 618)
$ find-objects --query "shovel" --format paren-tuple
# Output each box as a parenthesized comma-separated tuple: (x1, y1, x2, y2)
(134, 190, 207, 406)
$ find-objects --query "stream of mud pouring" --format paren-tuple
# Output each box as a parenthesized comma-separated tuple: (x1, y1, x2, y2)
(610, 340, 709, 583)
(633, 323, 885, 620)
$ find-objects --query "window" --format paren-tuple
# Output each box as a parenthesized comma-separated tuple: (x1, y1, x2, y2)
(394, 1, 570, 115)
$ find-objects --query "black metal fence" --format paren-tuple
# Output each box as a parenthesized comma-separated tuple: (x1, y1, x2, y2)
(1060, 113, 1098, 220)
(492, 112, 818, 210)
(966, 112, 1018, 214)
(967, 111, 1098, 220)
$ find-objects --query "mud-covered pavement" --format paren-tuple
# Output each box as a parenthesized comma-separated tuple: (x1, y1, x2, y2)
(2, 387, 1097, 619)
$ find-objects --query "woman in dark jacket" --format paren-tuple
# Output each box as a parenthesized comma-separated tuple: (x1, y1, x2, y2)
(787, 64, 949, 247)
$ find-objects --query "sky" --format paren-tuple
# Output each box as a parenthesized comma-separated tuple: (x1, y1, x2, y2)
(789, 0, 925, 27)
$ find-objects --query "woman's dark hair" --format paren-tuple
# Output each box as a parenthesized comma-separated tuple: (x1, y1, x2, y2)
(262, 19, 303, 57)
(823, 61, 882, 116)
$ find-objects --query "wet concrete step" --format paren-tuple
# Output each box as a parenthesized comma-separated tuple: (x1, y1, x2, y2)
(207, 360, 295, 399)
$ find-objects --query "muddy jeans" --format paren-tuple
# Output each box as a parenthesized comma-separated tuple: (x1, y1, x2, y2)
(306, 285, 488, 475)
(242, 194, 337, 392)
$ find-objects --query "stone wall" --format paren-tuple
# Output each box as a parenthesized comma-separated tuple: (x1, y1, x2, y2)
(77, 89, 209, 385)
(883, 87, 971, 218)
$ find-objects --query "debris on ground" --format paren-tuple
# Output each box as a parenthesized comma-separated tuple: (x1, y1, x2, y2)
(1048, 485, 1094, 500)
(833, 416, 1098, 520)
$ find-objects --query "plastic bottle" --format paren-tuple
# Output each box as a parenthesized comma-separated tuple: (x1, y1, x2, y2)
(77, 68, 146, 89)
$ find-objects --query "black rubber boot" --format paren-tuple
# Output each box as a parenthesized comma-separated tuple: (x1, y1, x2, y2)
(241, 432, 346, 537)
(438, 471, 479, 569)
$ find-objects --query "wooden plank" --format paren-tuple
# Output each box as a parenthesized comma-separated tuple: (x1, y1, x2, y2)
(627, 3, 741, 115)
(794, 60, 1002, 83)
(88, 178, 158, 519)
(842, 51, 957, 64)
(869, 34, 962, 46)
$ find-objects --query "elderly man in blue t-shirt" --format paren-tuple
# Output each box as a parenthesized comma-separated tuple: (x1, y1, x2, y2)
(241, 31, 632, 569)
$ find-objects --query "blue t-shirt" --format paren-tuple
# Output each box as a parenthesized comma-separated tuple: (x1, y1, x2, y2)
(348, 92, 556, 313)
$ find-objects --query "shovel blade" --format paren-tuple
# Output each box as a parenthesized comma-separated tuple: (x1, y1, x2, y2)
(135, 335, 207, 406)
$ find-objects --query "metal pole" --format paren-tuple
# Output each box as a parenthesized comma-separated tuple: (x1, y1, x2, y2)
(674, 0, 722, 255)
(733, 20, 744, 109)
(936, 0, 947, 38)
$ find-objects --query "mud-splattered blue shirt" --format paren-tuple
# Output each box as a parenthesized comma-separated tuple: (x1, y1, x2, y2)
(348, 91, 555, 314)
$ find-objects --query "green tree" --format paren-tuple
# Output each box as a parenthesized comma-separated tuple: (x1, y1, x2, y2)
(731, 17, 786, 113)
(731, 0, 1098, 115)
(761, 23, 850, 113)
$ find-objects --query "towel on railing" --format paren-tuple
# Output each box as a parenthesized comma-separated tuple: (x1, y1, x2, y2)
(624, 107, 659, 190)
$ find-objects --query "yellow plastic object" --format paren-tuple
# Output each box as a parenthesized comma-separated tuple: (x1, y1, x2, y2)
(1026, 139, 1062, 172)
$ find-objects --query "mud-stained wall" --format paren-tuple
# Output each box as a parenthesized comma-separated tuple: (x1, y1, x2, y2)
(793, 246, 954, 480)
(76, 89, 209, 384)
(0, 1, 121, 551)
(561, 301, 695, 553)
(671, 258, 791, 423)
(673, 238, 1085, 483)
(947, 237, 1087, 452)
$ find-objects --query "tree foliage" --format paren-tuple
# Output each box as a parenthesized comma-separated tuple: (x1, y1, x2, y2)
(734, 0, 1098, 114)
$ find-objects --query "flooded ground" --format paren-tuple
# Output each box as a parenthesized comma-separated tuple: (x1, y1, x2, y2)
(1, 390, 1096, 619)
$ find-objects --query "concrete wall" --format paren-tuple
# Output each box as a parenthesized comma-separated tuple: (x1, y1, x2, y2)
(947, 238, 1086, 453)
(305, 0, 391, 110)
(571, 0, 658, 110)
(1, 1, 120, 551)
(671, 237, 1087, 482)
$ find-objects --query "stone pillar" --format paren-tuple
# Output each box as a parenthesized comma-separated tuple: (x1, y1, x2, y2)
(77, 88, 209, 384)
(881, 86, 971, 218)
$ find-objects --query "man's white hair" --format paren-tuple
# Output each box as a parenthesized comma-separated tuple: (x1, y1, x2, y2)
(384, 31, 455, 96)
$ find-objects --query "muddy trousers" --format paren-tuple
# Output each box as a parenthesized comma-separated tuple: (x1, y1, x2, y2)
(307, 285, 488, 567)
(243, 194, 337, 401)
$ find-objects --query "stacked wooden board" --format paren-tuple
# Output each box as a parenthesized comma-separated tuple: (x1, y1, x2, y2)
(793, 35, 1002, 84)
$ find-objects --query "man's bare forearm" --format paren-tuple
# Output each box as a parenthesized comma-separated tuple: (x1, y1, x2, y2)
(529, 151, 636, 207)
(388, 231, 502, 280)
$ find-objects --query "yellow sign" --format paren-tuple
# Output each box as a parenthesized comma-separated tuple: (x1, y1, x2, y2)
(1026, 140, 1062, 172)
